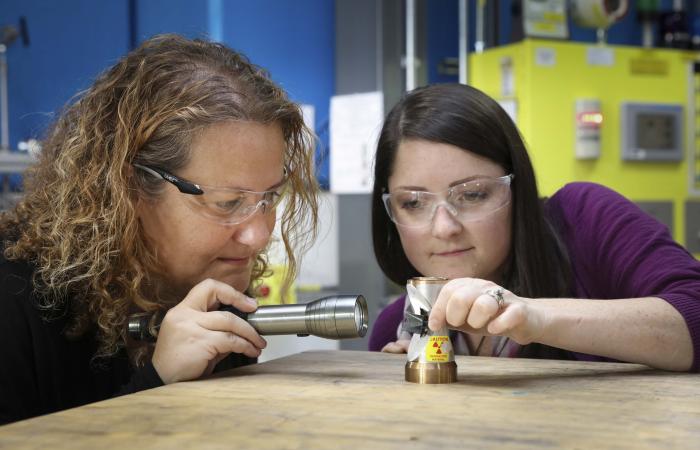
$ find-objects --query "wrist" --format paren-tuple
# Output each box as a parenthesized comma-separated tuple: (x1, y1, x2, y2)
(521, 297, 548, 344)
(151, 353, 175, 385)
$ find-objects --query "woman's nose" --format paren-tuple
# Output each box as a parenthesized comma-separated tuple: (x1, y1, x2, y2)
(430, 204, 462, 238)
(234, 207, 275, 249)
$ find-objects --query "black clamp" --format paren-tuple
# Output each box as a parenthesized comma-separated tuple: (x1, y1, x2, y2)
(402, 309, 430, 336)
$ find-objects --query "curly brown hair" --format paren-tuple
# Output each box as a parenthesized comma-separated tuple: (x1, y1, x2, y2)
(0, 34, 318, 360)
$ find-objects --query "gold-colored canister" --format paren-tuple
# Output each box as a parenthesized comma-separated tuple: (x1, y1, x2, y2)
(405, 277, 457, 384)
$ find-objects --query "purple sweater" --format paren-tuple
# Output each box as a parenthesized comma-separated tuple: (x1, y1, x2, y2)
(369, 182, 700, 371)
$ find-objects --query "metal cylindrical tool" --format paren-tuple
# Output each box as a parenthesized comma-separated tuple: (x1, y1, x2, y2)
(245, 295, 368, 339)
(405, 277, 457, 384)
(128, 294, 368, 341)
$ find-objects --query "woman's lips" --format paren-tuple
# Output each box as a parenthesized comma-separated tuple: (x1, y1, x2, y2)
(217, 256, 251, 266)
(434, 248, 472, 257)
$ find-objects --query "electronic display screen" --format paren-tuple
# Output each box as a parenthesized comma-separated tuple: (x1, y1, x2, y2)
(636, 113, 675, 150)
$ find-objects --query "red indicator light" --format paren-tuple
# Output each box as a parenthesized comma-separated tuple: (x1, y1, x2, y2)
(577, 111, 603, 126)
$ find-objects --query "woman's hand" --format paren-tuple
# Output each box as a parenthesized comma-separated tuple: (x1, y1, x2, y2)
(428, 278, 545, 345)
(152, 278, 267, 384)
(381, 339, 410, 354)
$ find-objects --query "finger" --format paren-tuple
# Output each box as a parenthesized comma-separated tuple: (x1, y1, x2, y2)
(381, 341, 408, 354)
(454, 322, 487, 335)
(431, 279, 485, 331)
(204, 353, 229, 377)
(467, 293, 501, 329)
(428, 279, 461, 331)
(396, 338, 410, 351)
(444, 285, 483, 328)
(210, 330, 263, 359)
(182, 278, 258, 313)
(486, 302, 526, 336)
(390, 339, 410, 353)
(197, 310, 267, 349)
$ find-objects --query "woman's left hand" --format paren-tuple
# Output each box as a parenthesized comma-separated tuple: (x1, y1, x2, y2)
(428, 278, 544, 345)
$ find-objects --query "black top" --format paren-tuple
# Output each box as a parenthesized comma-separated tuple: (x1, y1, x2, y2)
(0, 254, 255, 425)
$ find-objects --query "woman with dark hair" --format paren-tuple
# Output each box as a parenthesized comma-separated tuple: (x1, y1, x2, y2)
(0, 34, 318, 424)
(368, 83, 700, 372)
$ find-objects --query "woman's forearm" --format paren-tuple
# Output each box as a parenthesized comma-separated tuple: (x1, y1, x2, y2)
(530, 297, 693, 371)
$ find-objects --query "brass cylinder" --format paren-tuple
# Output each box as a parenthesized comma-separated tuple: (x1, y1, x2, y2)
(405, 361, 458, 384)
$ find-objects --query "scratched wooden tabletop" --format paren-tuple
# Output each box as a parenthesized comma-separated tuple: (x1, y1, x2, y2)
(1, 350, 698, 449)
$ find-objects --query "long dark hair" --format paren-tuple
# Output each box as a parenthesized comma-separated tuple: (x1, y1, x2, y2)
(372, 83, 570, 299)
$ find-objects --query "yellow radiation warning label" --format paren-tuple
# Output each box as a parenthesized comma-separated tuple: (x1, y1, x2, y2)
(425, 335, 450, 362)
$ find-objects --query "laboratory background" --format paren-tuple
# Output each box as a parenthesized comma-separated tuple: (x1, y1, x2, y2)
(0, 0, 697, 359)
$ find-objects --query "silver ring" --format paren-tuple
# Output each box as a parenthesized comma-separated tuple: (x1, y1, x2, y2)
(484, 287, 505, 310)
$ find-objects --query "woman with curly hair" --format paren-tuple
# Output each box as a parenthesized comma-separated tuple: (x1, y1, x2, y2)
(0, 34, 318, 424)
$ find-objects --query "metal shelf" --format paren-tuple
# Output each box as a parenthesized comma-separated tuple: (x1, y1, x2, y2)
(0, 149, 34, 173)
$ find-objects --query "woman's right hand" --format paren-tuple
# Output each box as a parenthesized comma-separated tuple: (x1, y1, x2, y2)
(152, 278, 267, 384)
(381, 339, 410, 354)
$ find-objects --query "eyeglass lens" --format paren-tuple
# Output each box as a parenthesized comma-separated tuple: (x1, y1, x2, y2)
(386, 178, 511, 227)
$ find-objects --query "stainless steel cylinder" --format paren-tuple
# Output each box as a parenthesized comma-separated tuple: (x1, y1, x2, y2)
(246, 304, 307, 335)
(409, 277, 446, 308)
(248, 294, 368, 339)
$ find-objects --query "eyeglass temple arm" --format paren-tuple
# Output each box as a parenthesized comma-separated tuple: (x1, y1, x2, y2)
(133, 163, 203, 195)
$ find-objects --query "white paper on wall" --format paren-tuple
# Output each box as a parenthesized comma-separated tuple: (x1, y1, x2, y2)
(329, 91, 384, 194)
(268, 193, 339, 289)
(296, 193, 338, 288)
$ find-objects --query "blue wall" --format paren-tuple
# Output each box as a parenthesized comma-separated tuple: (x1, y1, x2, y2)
(136, 0, 209, 43)
(220, 0, 334, 189)
(0, 0, 334, 186)
(0, 0, 130, 147)
(427, 0, 459, 84)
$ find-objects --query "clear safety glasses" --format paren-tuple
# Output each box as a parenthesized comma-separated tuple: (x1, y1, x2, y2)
(382, 174, 513, 228)
(134, 163, 288, 225)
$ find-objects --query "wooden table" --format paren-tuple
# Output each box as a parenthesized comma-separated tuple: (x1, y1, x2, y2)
(1, 350, 698, 449)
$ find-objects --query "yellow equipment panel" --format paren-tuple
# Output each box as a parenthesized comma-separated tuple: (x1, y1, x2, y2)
(469, 39, 698, 255)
